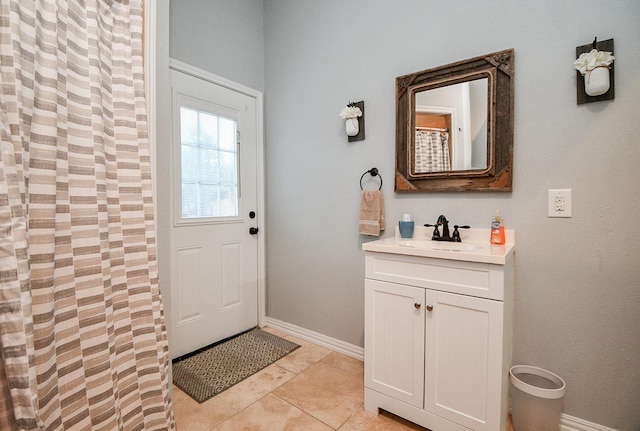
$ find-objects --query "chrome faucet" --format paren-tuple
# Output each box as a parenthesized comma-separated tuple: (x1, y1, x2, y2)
(424, 215, 469, 242)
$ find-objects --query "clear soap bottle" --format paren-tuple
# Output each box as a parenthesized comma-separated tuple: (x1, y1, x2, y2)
(490, 209, 506, 245)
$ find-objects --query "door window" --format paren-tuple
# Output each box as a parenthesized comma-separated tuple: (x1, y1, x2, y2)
(178, 105, 239, 220)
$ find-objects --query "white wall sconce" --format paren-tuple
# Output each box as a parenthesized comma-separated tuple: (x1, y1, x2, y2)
(339, 101, 365, 141)
(574, 37, 615, 104)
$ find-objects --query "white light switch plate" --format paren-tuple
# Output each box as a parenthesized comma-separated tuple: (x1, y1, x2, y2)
(548, 189, 572, 217)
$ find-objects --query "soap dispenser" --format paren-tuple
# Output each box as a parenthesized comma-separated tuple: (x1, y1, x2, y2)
(399, 214, 414, 238)
(490, 209, 506, 245)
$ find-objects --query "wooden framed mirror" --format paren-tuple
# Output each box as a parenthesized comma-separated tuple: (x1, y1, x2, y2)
(395, 49, 514, 192)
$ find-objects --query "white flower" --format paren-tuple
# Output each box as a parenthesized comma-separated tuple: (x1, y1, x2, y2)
(339, 106, 362, 120)
(573, 49, 615, 76)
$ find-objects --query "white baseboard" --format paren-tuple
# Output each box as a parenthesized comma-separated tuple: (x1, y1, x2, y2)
(262, 317, 364, 361)
(264, 318, 617, 431)
(560, 414, 619, 431)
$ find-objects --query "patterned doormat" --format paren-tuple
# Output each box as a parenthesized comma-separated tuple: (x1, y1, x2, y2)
(172, 328, 300, 403)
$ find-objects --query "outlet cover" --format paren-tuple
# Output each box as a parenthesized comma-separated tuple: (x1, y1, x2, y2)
(548, 189, 572, 217)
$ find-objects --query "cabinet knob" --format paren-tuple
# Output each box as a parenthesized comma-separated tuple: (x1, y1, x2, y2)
(426, 305, 434, 312)
(414, 303, 421, 310)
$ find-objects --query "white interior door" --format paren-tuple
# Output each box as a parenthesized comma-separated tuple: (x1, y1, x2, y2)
(169, 68, 260, 359)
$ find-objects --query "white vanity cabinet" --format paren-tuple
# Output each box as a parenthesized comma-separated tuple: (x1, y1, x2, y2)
(363, 238, 513, 431)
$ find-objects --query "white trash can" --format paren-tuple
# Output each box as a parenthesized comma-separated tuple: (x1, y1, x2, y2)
(510, 365, 566, 431)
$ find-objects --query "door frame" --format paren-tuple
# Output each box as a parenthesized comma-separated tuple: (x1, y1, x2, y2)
(169, 59, 266, 329)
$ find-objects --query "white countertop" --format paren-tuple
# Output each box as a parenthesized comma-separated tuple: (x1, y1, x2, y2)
(362, 226, 515, 265)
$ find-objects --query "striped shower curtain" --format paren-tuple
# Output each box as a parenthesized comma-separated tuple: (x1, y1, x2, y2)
(414, 129, 451, 173)
(0, 1, 174, 430)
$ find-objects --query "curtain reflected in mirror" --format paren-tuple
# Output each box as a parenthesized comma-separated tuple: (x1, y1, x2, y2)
(414, 129, 450, 173)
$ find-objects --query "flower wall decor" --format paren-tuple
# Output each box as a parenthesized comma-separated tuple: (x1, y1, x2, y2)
(574, 37, 615, 104)
(339, 105, 362, 121)
(573, 49, 615, 76)
(339, 101, 365, 141)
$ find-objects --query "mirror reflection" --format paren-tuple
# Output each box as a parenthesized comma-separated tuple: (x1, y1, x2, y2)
(412, 78, 488, 174)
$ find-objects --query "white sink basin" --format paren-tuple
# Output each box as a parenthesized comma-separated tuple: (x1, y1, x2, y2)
(362, 228, 515, 265)
(396, 240, 486, 252)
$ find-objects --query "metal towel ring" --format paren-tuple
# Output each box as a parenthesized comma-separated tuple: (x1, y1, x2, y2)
(360, 167, 383, 190)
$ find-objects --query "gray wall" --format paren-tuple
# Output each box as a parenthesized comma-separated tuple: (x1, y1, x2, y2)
(170, 0, 264, 91)
(170, 1, 640, 429)
(263, 1, 640, 430)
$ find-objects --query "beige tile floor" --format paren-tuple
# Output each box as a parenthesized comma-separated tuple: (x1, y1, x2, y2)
(172, 326, 515, 431)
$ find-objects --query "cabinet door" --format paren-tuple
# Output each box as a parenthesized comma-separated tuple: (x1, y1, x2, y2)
(424, 290, 503, 431)
(365, 279, 425, 408)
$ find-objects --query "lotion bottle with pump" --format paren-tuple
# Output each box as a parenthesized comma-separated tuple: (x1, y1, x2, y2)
(490, 209, 506, 245)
